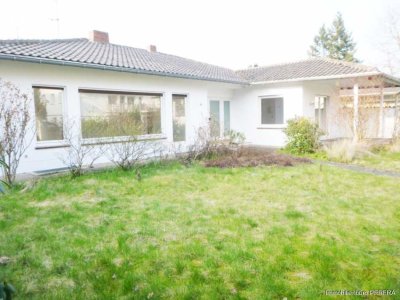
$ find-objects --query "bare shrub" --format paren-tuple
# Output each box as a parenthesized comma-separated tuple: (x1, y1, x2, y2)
(104, 113, 154, 171)
(59, 120, 105, 178)
(323, 139, 373, 163)
(107, 137, 154, 171)
(0, 79, 34, 185)
(174, 120, 232, 166)
(387, 139, 400, 153)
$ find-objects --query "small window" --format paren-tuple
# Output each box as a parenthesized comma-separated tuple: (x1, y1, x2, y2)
(261, 97, 284, 124)
(172, 95, 186, 142)
(33, 87, 64, 141)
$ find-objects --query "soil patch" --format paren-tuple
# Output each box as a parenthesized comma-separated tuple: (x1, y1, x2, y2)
(204, 148, 311, 168)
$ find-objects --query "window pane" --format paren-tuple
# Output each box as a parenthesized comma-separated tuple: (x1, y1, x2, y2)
(34, 87, 64, 141)
(224, 101, 230, 135)
(261, 97, 283, 124)
(80, 92, 161, 138)
(210, 100, 220, 137)
(172, 95, 186, 142)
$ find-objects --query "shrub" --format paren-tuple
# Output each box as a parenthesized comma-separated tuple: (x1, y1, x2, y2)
(324, 139, 372, 163)
(226, 130, 246, 146)
(387, 139, 400, 153)
(284, 117, 322, 154)
(0, 159, 10, 193)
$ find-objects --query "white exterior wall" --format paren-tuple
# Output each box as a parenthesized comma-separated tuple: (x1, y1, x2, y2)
(302, 80, 347, 139)
(231, 83, 303, 147)
(0, 60, 236, 174)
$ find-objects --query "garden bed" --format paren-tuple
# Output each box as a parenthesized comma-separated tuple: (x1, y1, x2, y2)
(204, 147, 311, 168)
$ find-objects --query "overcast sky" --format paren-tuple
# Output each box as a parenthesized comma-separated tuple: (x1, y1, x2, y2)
(0, 0, 399, 72)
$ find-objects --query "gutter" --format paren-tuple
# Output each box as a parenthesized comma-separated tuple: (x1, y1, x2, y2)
(249, 72, 400, 86)
(0, 54, 249, 86)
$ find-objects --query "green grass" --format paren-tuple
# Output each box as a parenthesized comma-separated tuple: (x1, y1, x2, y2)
(1, 162, 400, 299)
(353, 150, 400, 173)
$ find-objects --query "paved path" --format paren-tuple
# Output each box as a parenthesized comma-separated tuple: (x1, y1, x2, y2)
(313, 160, 400, 178)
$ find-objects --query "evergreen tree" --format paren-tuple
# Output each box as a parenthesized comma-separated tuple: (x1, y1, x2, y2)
(309, 13, 358, 62)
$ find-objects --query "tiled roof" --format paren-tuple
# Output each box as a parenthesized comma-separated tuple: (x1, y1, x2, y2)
(0, 38, 247, 84)
(0, 38, 397, 86)
(236, 58, 380, 83)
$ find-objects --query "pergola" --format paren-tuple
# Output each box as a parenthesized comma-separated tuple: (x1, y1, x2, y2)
(338, 73, 400, 141)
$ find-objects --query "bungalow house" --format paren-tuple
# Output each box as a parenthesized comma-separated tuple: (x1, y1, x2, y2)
(0, 30, 399, 175)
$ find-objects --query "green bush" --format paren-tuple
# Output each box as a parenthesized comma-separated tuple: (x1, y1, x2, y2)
(283, 117, 322, 154)
(0, 159, 10, 193)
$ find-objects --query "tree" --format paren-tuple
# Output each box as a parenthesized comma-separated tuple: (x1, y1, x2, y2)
(0, 79, 34, 185)
(309, 25, 329, 58)
(309, 13, 358, 62)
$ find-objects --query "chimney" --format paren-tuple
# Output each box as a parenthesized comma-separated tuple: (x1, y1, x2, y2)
(89, 30, 109, 43)
(148, 45, 157, 53)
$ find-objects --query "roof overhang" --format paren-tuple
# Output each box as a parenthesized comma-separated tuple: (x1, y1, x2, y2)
(249, 71, 400, 87)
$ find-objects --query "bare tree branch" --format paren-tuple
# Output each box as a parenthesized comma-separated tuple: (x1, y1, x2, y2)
(0, 79, 34, 185)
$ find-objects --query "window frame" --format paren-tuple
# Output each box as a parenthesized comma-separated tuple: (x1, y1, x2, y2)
(172, 93, 187, 143)
(78, 88, 166, 144)
(32, 84, 68, 148)
(259, 95, 285, 128)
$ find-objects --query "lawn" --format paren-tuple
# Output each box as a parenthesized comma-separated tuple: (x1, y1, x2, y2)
(353, 150, 400, 173)
(0, 162, 399, 299)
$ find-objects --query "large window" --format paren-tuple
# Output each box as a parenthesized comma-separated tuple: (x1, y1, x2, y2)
(33, 87, 64, 141)
(80, 90, 162, 138)
(261, 97, 284, 124)
(172, 94, 186, 142)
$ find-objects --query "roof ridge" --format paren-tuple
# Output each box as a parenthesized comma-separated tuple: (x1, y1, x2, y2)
(317, 57, 378, 72)
(236, 58, 321, 72)
(77, 40, 237, 72)
(235, 57, 378, 72)
(0, 38, 88, 44)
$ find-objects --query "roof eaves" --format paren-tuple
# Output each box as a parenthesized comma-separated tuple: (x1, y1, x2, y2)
(382, 73, 400, 86)
(248, 71, 383, 85)
(0, 53, 249, 85)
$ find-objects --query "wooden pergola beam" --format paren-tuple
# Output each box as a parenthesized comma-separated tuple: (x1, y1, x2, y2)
(353, 83, 359, 142)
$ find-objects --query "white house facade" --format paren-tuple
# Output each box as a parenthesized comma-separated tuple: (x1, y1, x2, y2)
(0, 31, 399, 175)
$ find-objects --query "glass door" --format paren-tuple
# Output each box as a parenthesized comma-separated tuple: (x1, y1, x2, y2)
(210, 100, 220, 137)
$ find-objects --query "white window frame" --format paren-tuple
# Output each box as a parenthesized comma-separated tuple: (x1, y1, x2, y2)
(78, 89, 167, 144)
(259, 95, 285, 128)
(33, 84, 68, 149)
(171, 93, 188, 143)
(209, 99, 231, 138)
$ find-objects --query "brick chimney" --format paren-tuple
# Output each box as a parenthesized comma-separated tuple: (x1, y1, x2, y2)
(148, 45, 157, 52)
(89, 30, 109, 43)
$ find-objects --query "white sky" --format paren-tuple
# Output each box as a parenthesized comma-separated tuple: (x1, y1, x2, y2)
(0, 0, 399, 72)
